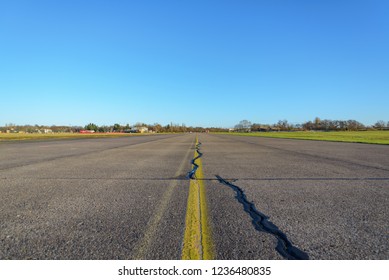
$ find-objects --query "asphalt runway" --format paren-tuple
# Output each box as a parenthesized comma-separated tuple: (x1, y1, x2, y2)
(0, 134, 193, 259)
(202, 134, 389, 260)
(0, 134, 388, 259)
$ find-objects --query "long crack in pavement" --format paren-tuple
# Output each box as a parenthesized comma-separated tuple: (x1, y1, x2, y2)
(216, 175, 309, 260)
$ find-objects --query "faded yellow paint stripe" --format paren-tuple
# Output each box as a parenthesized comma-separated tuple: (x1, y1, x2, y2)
(132, 139, 195, 259)
(182, 137, 214, 260)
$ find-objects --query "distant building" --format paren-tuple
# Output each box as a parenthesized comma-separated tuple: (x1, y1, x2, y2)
(130, 126, 149, 133)
(36, 129, 53, 134)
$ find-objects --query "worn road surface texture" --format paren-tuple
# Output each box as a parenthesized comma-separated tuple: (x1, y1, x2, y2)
(0, 134, 388, 259)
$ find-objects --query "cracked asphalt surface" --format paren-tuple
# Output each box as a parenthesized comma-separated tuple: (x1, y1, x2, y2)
(202, 134, 389, 260)
(0, 134, 388, 259)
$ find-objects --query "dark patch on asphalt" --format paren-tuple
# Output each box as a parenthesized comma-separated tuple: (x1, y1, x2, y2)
(216, 175, 309, 260)
(187, 141, 202, 179)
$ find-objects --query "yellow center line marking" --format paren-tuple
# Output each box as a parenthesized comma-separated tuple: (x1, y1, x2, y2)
(132, 138, 195, 259)
(182, 137, 214, 260)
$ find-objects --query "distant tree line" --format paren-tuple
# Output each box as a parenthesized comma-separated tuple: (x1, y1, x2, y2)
(234, 118, 389, 132)
(1, 118, 388, 134)
(0, 122, 229, 133)
(0, 124, 77, 133)
(82, 122, 230, 133)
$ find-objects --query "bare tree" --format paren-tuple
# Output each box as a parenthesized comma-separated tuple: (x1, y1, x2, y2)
(314, 117, 321, 130)
(375, 120, 386, 129)
(277, 119, 293, 131)
(346, 120, 365, 131)
(235, 120, 252, 132)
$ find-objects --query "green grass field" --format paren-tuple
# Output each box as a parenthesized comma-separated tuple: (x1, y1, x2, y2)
(220, 131, 389, 145)
(0, 132, 150, 141)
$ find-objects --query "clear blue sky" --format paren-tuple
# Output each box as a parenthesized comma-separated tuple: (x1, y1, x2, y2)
(1, 0, 388, 127)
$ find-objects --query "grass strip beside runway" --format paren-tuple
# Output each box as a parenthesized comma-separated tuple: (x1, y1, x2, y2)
(220, 131, 389, 145)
